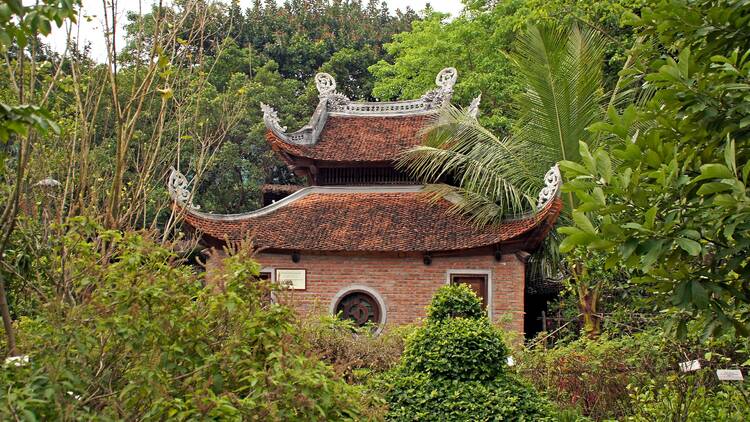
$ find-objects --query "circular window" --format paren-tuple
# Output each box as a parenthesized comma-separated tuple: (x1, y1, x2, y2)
(335, 291, 381, 327)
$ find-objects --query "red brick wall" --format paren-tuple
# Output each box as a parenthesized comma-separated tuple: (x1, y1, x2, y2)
(207, 251, 526, 333)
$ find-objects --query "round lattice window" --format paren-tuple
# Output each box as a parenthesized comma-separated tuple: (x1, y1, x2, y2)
(335, 291, 381, 327)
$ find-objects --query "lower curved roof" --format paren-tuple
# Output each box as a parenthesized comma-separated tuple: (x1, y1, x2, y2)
(176, 185, 562, 253)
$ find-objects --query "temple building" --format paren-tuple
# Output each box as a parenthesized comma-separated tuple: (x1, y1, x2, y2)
(168, 68, 562, 334)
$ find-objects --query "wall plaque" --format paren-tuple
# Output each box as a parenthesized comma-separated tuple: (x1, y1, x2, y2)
(276, 269, 306, 290)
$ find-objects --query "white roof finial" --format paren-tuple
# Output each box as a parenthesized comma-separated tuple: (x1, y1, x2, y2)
(537, 164, 561, 209)
(315, 72, 337, 97)
(168, 167, 200, 210)
(468, 94, 481, 119)
(435, 67, 458, 91)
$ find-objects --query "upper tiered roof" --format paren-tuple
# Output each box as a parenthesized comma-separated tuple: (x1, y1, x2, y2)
(266, 114, 430, 163)
(261, 68, 477, 164)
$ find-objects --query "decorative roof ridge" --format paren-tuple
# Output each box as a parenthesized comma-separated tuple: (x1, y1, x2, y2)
(261, 67, 459, 145)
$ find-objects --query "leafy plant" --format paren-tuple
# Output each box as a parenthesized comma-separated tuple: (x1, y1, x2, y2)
(426, 283, 485, 322)
(384, 284, 552, 421)
(397, 24, 614, 225)
(0, 220, 367, 420)
(299, 314, 409, 383)
(627, 371, 750, 421)
(519, 330, 671, 419)
(401, 317, 508, 382)
(559, 0, 750, 337)
(387, 373, 553, 422)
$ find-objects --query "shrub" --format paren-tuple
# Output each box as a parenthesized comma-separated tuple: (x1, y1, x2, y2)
(299, 314, 410, 382)
(518, 331, 670, 420)
(426, 283, 484, 322)
(518, 327, 750, 420)
(401, 317, 507, 381)
(627, 370, 750, 421)
(384, 284, 552, 421)
(387, 373, 553, 421)
(0, 220, 366, 420)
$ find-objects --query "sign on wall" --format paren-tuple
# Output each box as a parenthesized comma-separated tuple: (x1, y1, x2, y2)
(276, 269, 306, 290)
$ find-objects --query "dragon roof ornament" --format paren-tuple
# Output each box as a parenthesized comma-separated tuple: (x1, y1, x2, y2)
(260, 102, 287, 133)
(168, 167, 200, 210)
(468, 94, 481, 119)
(261, 67, 460, 144)
(537, 164, 562, 209)
(315, 72, 337, 96)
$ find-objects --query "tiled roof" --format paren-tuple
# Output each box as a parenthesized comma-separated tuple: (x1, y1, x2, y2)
(267, 115, 429, 162)
(179, 187, 562, 252)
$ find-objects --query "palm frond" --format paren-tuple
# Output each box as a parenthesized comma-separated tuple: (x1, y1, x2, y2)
(511, 24, 607, 165)
(398, 105, 539, 219)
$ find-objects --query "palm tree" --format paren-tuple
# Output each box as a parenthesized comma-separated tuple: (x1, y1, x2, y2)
(398, 24, 632, 337)
(399, 24, 610, 223)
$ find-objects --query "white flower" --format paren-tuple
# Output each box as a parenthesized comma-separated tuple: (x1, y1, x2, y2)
(66, 391, 82, 400)
(506, 356, 515, 367)
(3, 355, 30, 367)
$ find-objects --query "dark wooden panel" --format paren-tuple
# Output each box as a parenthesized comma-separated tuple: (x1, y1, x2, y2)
(451, 274, 488, 309)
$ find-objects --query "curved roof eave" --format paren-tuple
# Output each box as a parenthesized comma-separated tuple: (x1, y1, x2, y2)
(166, 166, 563, 253)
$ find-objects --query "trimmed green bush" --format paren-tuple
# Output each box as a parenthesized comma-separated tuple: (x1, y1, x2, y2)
(426, 283, 485, 322)
(384, 284, 552, 421)
(387, 373, 553, 421)
(402, 317, 507, 381)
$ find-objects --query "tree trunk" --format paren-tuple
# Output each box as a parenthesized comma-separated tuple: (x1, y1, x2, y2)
(0, 273, 16, 356)
(578, 284, 601, 338)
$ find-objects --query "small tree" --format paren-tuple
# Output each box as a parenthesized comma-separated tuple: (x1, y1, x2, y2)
(559, 0, 750, 338)
(385, 284, 552, 421)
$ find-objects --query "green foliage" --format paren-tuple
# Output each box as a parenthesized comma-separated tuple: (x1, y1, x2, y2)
(387, 372, 553, 422)
(627, 372, 750, 421)
(0, 220, 366, 420)
(383, 285, 551, 421)
(0, 0, 79, 49)
(512, 24, 608, 168)
(520, 330, 671, 419)
(559, 0, 750, 337)
(299, 314, 410, 383)
(397, 23, 613, 227)
(426, 283, 485, 322)
(0, 103, 59, 143)
(402, 317, 508, 381)
(521, 312, 750, 420)
(370, 0, 644, 133)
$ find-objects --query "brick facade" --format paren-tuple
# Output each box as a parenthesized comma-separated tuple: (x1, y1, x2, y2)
(207, 250, 526, 333)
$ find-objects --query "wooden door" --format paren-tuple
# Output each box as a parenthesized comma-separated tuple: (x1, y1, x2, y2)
(451, 274, 488, 309)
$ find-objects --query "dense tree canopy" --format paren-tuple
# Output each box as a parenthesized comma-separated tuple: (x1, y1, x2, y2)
(560, 0, 750, 337)
(369, 0, 648, 132)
